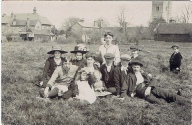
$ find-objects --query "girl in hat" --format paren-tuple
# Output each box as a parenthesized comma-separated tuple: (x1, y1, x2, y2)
(70, 44, 88, 68)
(36, 46, 67, 88)
(99, 31, 120, 66)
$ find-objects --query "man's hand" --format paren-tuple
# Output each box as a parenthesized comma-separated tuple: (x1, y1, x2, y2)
(131, 93, 135, 97)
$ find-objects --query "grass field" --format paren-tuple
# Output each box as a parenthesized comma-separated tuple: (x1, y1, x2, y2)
(1, 40, 192, 125)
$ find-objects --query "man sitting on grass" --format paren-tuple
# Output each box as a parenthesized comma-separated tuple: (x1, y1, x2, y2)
(120, 60, 190, 104)
(39, 56, 78, 99)
(113, 54, 133, 97)
(100, 53, 116, 95)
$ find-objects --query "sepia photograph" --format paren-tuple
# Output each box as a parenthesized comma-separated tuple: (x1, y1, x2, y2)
(1, 1, 192, 124)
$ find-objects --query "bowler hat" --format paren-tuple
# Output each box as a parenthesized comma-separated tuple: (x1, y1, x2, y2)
(47, 46, 67, 54)
(129, 60, 143, 67)
(130, 45, 140, 51)
(70, 44, 89, 54)
(171, 45, 179, 49)
(120, 54, 131, 61)
(104, 53, 115, 59)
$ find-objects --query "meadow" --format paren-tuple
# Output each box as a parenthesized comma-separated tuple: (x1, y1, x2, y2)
(1, 40, 192, 125)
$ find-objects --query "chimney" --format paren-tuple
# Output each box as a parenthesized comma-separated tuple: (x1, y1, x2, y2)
(94, 21, 98, 27)
(2, 13, 6, 17)
(33, 7, 37, 14)
(80, 18, 84, 22)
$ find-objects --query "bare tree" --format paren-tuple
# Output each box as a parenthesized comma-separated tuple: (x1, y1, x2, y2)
(177, 3, 192, 23)
(117, 6, 127, 28)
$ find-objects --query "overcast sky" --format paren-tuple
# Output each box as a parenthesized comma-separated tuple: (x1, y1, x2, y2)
(2, 1, 192, 28)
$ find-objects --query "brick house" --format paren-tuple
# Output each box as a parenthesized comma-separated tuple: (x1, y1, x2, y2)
(2, 7, 54, 41)
(70, 22, 100, 42)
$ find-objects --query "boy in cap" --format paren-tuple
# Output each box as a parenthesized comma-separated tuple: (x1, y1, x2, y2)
(130, 45, 142, 61)
(100, 53, 116, 94)
(70, 44, 88, 68)
(120, 60, 190, 104)
(169, 45, 182, 73)
(113, 54, 133, 96)
(39, 56, 78, 99)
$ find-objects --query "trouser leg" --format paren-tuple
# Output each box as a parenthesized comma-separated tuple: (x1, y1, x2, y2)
(62, 89, 73, 100)
(107, 87, 117, 95)
(145, 94, 164, 104)
(151, 86, 190, 103)
(48, 87, 59, 98)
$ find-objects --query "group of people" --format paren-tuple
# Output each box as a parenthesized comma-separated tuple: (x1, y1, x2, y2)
(36, 31, 189, 105)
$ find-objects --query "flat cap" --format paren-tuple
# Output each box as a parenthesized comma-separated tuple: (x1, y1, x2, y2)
(171, 45, 179, 49)
(130, 45, 139, 51)
(129, 60, 143, 67)
(104, 53, 115, 59)
(120, 54, 131, 61)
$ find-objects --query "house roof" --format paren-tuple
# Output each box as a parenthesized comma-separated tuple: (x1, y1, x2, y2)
(154, 23, 192, 34)
(2, 16, 12, 24)
(2, 27, 23, 35)
(10, 20, 39, 26)
(77, 22, 100, 28)
(28, 28, 54, 36)
(2, 13, 52, 25)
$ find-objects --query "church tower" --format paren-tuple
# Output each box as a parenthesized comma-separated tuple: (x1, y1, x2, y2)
(151, 1, 172, 22)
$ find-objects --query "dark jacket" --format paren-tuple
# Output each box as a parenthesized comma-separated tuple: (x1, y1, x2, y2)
(169, 52, 182, 70)
(121, 72, 152, 98)
(42, 57, 66, 81)
(100, 63, 116, 88)
(71, 58, 87, 68)
(113, 65, 133, 95)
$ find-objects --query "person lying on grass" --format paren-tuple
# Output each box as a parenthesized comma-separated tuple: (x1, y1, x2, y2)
(39, 56, 78, 99)
(74, 67, 97, 104)
(120, 60, 190, 104)
(70, 44, 88, 68)
(36, 46, 68, 88)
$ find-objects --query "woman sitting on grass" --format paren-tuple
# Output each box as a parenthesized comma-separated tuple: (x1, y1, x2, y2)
(39, 56, 78, 99)
(70, 44, 88, 68)
(120, 60, 190, 104)
(36, 46, 67, 88)
(74, 52, 108, 96)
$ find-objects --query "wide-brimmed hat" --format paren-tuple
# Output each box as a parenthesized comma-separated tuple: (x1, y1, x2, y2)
(171, 45, 179, 49)
(120, 54, 131, 61)
(129, 60, 143, 67)
(70, 44, 89, 54)
(47, 46, 67, 54)
(104, 53, 115, 59)
(130, 45, 140, 51)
